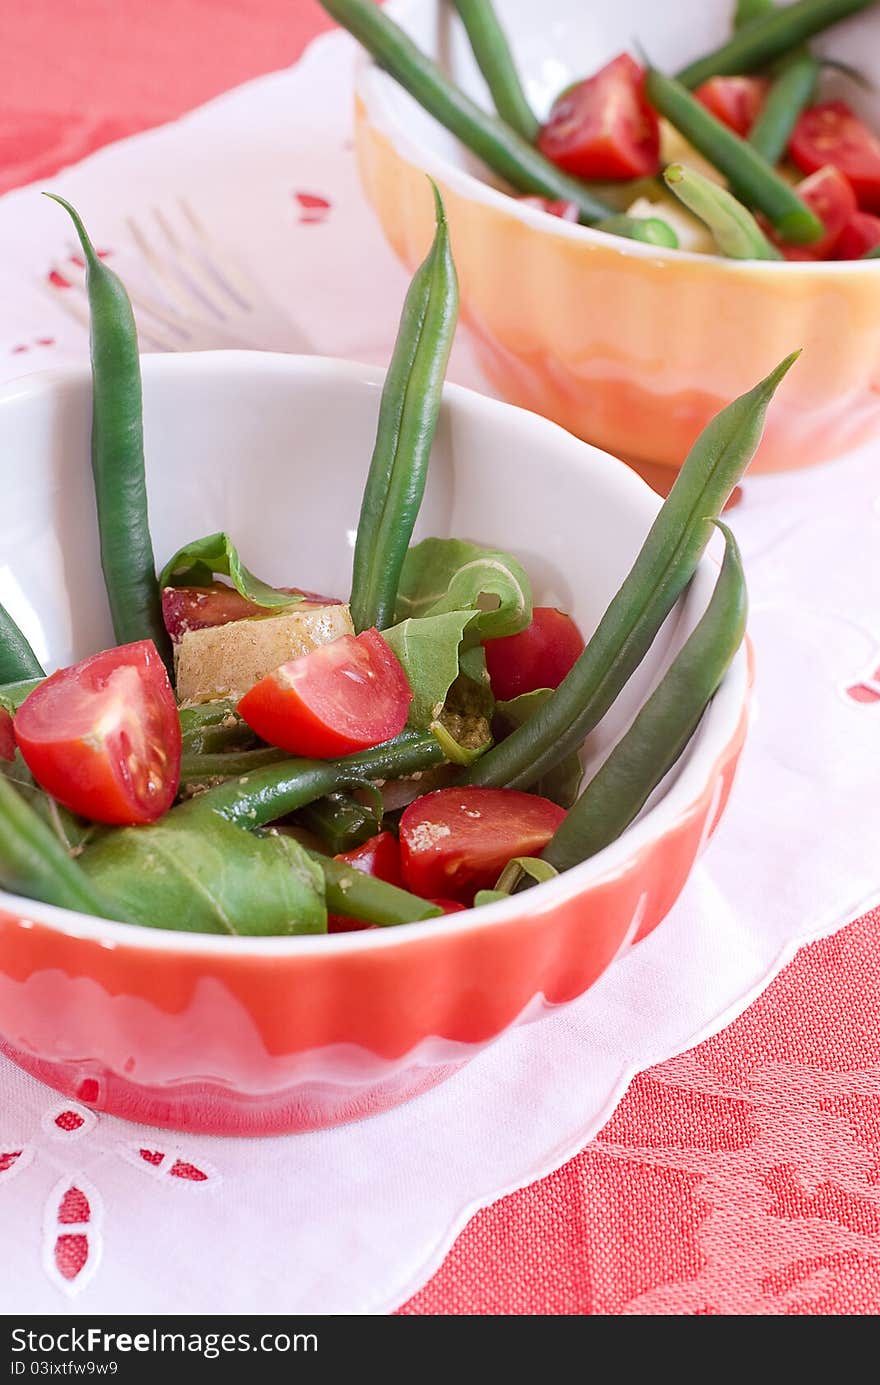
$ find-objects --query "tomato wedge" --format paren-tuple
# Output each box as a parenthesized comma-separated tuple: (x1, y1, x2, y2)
(790, 102, 880, 212)
(518, 195, 580, 222)
(14, 640, 180, 825)
(328, 830, 403, 933)
(238, 628, 411, 758)
(772, 166, 857, 259)
(484, 607, 585, 702)
(162, 582, 341, 642)
(694, 76, 768, 137)
(538, 54, 661, 180)
(0, 708, 15, 762)
(834, 210, 880, 258)
(400, 787, 566, 904)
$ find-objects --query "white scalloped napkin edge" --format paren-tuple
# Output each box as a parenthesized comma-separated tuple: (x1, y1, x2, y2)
(0, 30, 878, 1315)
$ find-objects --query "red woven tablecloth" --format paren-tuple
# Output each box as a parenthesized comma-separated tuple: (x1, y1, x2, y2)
(5, 0, 879, 1317)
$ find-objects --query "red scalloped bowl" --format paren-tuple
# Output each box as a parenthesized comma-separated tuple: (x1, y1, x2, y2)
(0, 353, 749, 1133)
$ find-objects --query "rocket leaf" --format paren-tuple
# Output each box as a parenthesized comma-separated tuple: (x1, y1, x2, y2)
(159, 532, 300, 609)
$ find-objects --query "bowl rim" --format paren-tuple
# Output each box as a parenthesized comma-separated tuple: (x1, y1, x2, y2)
(0, 350, 749, 957)
(356, 0, 877, 277)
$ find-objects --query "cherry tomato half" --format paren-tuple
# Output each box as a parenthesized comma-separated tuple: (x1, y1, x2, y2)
(161, 583, 341, 642)
(790, 102, 880, 212)
(484, 607, 585, 702)
(0, 708, 15, 762)
(14, 640, 181, 825)
(694, 76, 768, 137)
(518, 195, 580, 222)
(328, 830, 403, 933)
(430, 898, 467, 915)
(238, 628, 412, 758)
(400, 787, 566, 904)
(833, 209, 880, 258)
(773, 165, 857, 259)
(538, 54, 661, 180)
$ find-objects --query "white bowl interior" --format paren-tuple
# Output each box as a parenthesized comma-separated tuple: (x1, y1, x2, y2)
(0, 353, 745, 946)
(366, 0, 880, 220)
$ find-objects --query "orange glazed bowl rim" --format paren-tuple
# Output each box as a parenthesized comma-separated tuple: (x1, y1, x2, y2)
(356, 0, 879, 278)
(0, 352, 748, 958)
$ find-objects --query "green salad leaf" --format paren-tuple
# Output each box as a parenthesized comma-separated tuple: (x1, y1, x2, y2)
(394, 539, 532, 639)
(79, 817, 326, 935)
(494, 689, 583, 808)
(0, 753, 97, 853)
(384, 609, 479, 727)
(159, 532, 301, 609)
(0, 678, 42, 715)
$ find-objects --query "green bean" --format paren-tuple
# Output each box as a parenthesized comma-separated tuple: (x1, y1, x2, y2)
(313, 852, 441, 927)
(179, 745, 290, 785)
(593, 214, 680, 248)
(350, 185, 458, 632)
(543, 525, 747, 871)
(317, 0, 614, 223)
(178, 700, 239, 738)
(0, 604, 43, 684)
(0, 773, 119, 918)
(646, 69, 823, 243)
(677, 0, 876, 88)
(748, 48, 819, 165)
(297, 793, 382, 855)
(664, 163, 783, 258)
(735, 0, 775, 25)
(465, 352, 798, 791)
(46, 196, 171, 666)
(189, 729, 446, 830)
(452, 0, 538, 142)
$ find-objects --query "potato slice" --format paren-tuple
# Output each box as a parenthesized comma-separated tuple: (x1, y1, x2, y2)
(175, 603, 355, 704)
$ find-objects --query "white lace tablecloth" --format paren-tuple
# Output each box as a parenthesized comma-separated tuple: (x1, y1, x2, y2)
(0, 28, 878, 1315)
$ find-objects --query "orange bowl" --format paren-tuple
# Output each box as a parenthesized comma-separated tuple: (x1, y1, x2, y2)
(0, 353, 749, 1134)
(355, 0, 880, 473)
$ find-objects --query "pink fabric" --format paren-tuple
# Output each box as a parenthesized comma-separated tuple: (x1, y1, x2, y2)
(5, 0, 878, 1316)
(404, 909, 880, 1314)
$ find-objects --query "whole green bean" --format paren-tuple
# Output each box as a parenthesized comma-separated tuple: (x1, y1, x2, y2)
(677, 0, 876, 88)
(178, 700, 239, 738)
(350, 185, 458, 632)
(465, 352, 798, 791)
(748, 48, 819, 165)
(313, 852, 442, 927)
(543, 525, 747, 871)
(46, 196, 171, 666)
(179, 745, 290, 784)
(452, 0, 538, 142)
(189, 729, 446, 830)
(297, 793, 382, 855)
(735, 0, 775, 25)
(646, 69, 823, 243)
(664, 164, 783, 258)
(594, 214, 680, 248)
(0, 773, 119, 918)
(0, 612, 43, 685)
(316, 0, 614, 223)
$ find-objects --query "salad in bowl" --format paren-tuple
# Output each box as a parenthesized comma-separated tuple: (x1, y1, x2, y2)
(0, 190, 786, 1132)
(349, 0, 880, 472)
